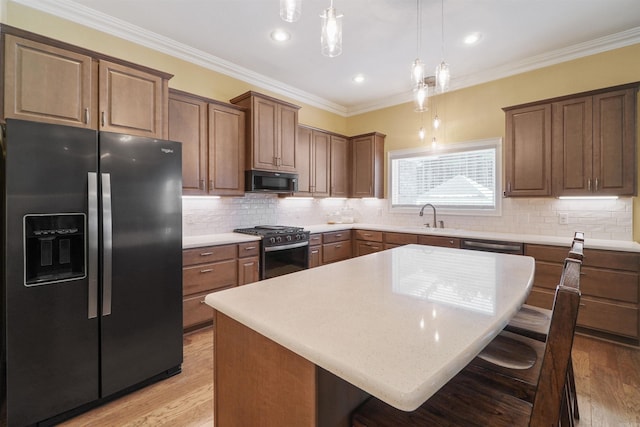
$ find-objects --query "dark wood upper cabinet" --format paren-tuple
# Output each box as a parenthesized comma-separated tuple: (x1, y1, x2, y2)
(295, 125, 330, 197)
(3, 27, 172, 139)
(351, 132, 385, 198)
(169, 91, 207, 194)
(330, 135, 349, 197)
(505, 83, 638, 197)
(169, 89, 245, 196)
(98, 60, 167, 139)
(4, 34, 94, 128)
(208, 102, 245, 196)
(552, 87, 637, 196)
(230, 91, 300, 173)
(504, 104, 552, 196)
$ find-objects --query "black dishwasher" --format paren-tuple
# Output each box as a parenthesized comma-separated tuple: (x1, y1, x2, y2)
(460, 238, 524, 255)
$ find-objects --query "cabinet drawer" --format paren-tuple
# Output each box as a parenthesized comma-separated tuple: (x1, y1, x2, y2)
(418, 235, 460, 248)
(309, 233, 323, 246)
(355, 241, 383, 257)
(238, 241, 260, 258)
(582, 267, 638, 303)
(323, 241, 351, 264)
(577, 297, 639, 338)
(354, 230, 383, 242)
(183, 244, 236, 266)
(384, 232, 418, 245)
(527, 244, 640, 271)
(525, 244, 568, 263)
(533, 261, 564, 290)
(535, 260, 639, 303)
(183, 259, 237, 295)
(323, 230, 352, 243)
(183, 293, 214, 330)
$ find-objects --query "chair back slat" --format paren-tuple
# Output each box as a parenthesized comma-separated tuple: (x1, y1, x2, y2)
(529, 258, 581, 427)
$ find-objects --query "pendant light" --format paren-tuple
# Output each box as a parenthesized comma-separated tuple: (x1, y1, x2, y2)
(280, 0, 302, 23)
(410, 0, 425, 87)
(435, 0, 450, 93)
(321, 0, 343, 57)
(414, 81, 428, 112)
(418, 112, 426, 141)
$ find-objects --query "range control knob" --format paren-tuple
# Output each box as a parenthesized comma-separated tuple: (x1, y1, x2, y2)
(295, 234, 301, 240)
(276, 236, 282, 243)
(286, 235, 293, 241)
(269, 237, 276, 244)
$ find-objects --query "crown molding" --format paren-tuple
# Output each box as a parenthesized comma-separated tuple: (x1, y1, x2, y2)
(11, 0, 348, 116)
(11, 0, 640, 118)
(349, 26, 640, 116)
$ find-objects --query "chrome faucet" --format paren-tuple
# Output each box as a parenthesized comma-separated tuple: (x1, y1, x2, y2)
(419, 203, 443, 228)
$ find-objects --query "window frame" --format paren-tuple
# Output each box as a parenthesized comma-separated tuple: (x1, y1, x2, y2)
(387, 137, 503, 217)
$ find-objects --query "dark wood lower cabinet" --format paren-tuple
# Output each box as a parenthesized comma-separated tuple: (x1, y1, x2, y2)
(525, 243, 640, 345)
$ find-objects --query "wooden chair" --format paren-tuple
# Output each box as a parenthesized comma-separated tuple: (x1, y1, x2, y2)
(351, 258, 582, 427)
(503, 232, 584, 421)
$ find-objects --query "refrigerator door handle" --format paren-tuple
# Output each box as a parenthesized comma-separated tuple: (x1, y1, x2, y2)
(88, 172, 99, 319)
(101, 173, 113, 316)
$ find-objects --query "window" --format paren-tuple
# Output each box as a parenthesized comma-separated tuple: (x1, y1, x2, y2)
(389, 138, 502, 215)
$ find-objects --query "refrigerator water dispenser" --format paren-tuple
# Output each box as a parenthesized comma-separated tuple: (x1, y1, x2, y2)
(24, 214, 86, 286)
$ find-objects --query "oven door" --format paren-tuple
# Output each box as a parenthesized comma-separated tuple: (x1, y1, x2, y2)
(261, 242, 309, 279)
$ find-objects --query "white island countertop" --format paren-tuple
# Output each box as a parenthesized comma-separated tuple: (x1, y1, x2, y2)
(205, 244, 535, 411)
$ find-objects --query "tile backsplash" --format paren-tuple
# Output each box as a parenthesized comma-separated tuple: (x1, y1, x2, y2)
(183, 194, 633, 241)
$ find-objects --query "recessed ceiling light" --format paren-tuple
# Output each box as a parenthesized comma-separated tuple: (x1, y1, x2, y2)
(271, 29, 291, 42)
(464, 32, 482, 45)
(353, 74, 365, 83)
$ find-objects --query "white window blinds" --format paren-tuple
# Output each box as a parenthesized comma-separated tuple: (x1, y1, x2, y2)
(390, 139, 501, 213)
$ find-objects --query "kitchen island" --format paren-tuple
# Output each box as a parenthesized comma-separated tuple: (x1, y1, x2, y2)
(205, 244, 535, 426)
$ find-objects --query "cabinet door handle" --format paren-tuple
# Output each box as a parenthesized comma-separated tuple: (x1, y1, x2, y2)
(101, 111, 106, 127)
(595, 177, 599, 192)
(200, 300, 206, 304)
(587, 178, 592, 191)
(200, 252, 213, 256)
(336, 244, 342, 248)
(336, 234, 342, 237)
(200, 268, 214, 273)
(364, 233, 372, 237)
(84, 108, 90, 124)
(507, 182, 512, 193)
(311, 250, 319, 254)
(449, 240, 454, 245)
(244, 246, 257, 250)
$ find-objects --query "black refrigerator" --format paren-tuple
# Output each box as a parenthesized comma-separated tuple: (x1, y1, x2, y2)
(0, 119, 183, 426)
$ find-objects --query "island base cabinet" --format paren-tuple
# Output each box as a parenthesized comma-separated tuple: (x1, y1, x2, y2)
(213, 311, 368, 427)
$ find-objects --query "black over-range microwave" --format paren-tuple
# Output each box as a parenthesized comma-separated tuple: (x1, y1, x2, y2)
(245, 170, 298, 193)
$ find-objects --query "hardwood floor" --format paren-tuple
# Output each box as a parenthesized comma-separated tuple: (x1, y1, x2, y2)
(60, 329, 640, 426)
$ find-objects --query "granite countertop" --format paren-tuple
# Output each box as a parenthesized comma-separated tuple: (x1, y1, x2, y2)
(184, 223, 640, 252)
(205, 244, 535, 411)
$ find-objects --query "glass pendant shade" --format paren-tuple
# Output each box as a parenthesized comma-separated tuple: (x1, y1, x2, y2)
(321, 4, 343, 57)
(433, 114, 441, 129)
(413, 82, 428, 112)
(411, 58, 425, 87)
(435, 61, 450, 93)
(280, 0, 302, 22)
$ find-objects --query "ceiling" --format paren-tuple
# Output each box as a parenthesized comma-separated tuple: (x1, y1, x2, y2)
(17, 0, 640, 115)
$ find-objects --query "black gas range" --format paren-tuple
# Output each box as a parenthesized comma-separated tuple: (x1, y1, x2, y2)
(234, 226, 310, 279)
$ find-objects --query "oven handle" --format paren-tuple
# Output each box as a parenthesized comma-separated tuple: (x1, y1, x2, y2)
(264, 241, 309, 252)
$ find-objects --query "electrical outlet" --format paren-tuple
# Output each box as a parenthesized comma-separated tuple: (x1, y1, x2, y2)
(559, 212, 569, 225)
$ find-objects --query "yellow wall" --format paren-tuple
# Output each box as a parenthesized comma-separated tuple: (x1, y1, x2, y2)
(5, 3, 640, 240)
